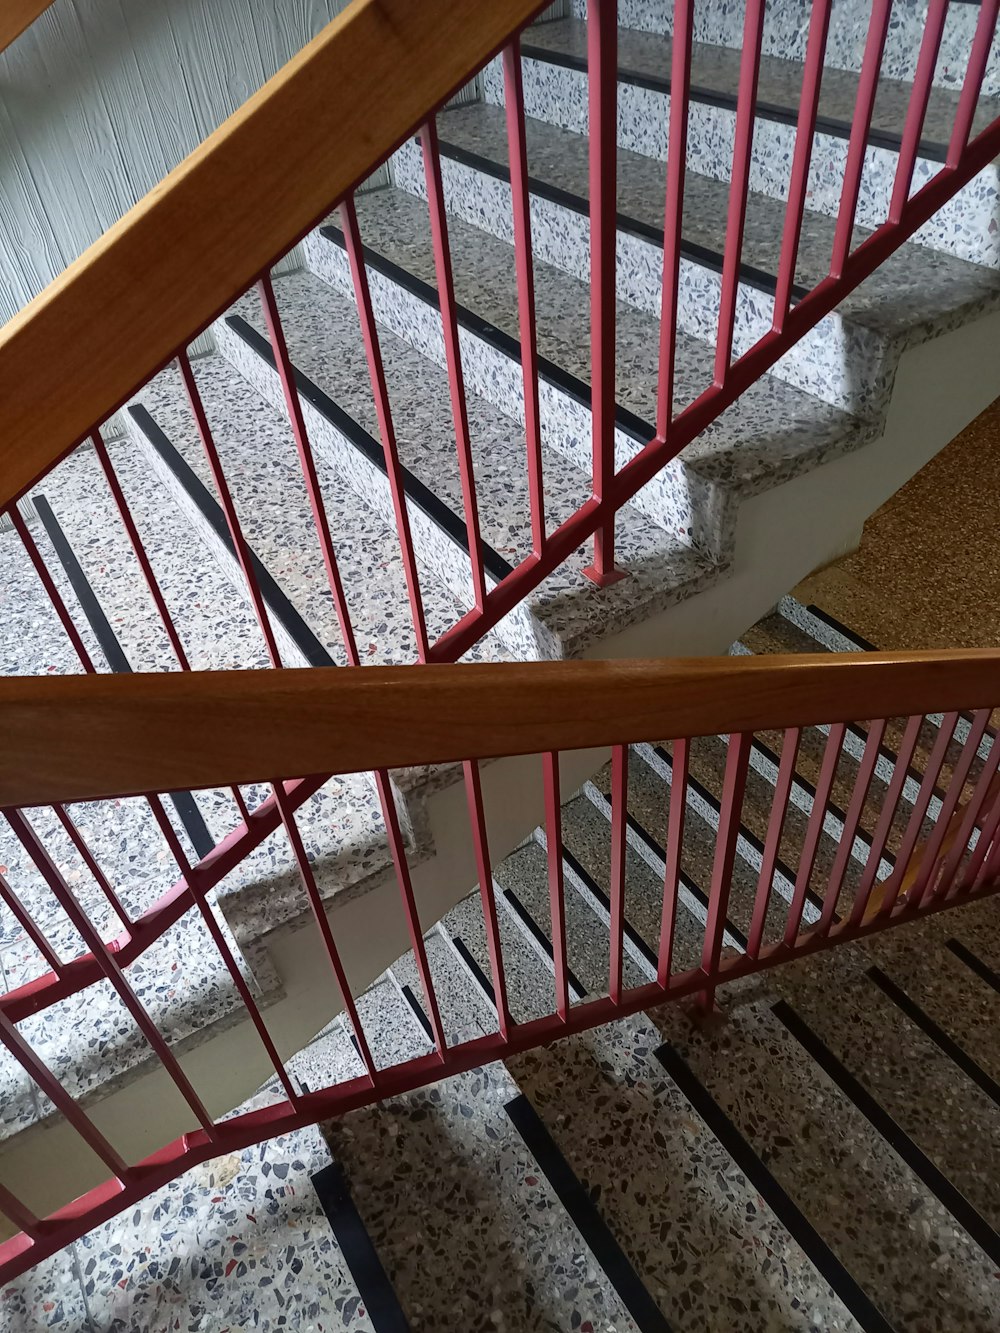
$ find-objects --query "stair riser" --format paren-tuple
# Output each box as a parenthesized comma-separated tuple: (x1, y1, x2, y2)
(211, 316, 560, 662)
(483, 53, 1000, 271)
(574, 0, 1000, 99)
(392, 136, 893, 419)
(303, 228, 732, 559)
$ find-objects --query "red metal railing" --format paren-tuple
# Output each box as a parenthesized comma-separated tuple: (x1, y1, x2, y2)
(1, 0, 999, 1279)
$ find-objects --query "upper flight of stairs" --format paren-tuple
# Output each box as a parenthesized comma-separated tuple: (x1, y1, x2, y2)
(3, 0, 1000, 1287)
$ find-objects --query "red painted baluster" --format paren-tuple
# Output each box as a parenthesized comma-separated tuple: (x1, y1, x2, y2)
(889, 0, 949, 223)
(4, 809, 218, 1137)
(947, 0, 1000, 166)
(271, 782, 378, 1082)
(816, 719, 887, 934)
(877, 712, 960, 918)
(421, 117, 490, 612)
(657, 737, 689, 987)
(905, 709, 991, 910)
(700, 732, 752, 1010)
(9, 508, 96, 673)
(655, 0, 693, 437)
(543, 752, 570, 1020)
(0, 872, 64, 976)
(0, 1184, 41, 1241)
(584, 0, 624, 587)
(714, 0, 766, 386)
(464, 760, 513, 1038)
(783, 723, 846, 945)
(145, 794, 302, 1105)
(847, 713, 924, 926)
(177, 351, 284, 669)
(609, 744, 628, 1003)
(829, 0, 893, 278)
(503, 38, 546, 557)
(772, 0, 833, 330)
(340, 195, 431, 662)
(51, 804, 133, 931)
(972, 785, 1000, 890)
(258, 274, 361, 667)
(747, 727, 801, 959)
(0, 1009, 132, 1180)
(935, 726, 1000, 900)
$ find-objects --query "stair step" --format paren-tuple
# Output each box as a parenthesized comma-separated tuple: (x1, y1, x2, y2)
(505, 14, 1000, 269)
(307, 185, 866, 561)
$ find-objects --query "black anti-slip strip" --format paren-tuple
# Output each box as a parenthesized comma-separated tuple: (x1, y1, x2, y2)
(944, 938, 1000, 995)
(865, 965, 1000, 1108)
(399, 983, 436, 1044)
(224, 314, 515, 584)
(774, 1000, 1000, 1267)
(33, 493, 215, 860)
(560, 843, 659, 974)
(519, 42, 949, 164)
(312, 1162, 412, 1332)
(586, 785, 749, 951)
(432, 136, 800, 302)
(502, 886, 588, 998)
(451, 934, 497, 1006)
(320, 222, 655, 446)
(127, 404, 335, 669)
(505, 1093, 674, 1332)
(653, 1041, 896, 1333)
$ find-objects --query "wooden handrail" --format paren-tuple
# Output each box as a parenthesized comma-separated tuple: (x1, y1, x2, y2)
(0, 1, 56, 54)
(0, 0, 546, 512)
(2, 650, 999, 807)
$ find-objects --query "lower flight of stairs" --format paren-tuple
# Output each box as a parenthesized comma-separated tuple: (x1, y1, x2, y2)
(8, 597, 1000, 1328)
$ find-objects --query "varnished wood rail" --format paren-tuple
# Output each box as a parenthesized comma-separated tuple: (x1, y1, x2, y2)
(0, 0, 56, 54)
(2, 650, 999, 807)
(0, 0, 548, 512)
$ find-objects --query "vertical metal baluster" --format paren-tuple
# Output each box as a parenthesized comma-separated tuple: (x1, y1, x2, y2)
(0, 872, 64, 975)
(543, 752, 570, 1020)
(658, 736, 689, 987)
(816, 719, 887, 934)
(772, 0, 833, 330)
(271, 782, 378, 1082)
(747, 727, 801, 959)
(0, 1010, 132, 1179)
(714, 0, 766, 385)
(503, 38, 546, 557)
(934, 724, 1000, 900)
(889, 0, 950, 222)
(373, 769, 448, 1057)
(699, 732, 752, 1010)
(51, 804, 132, 930)
(584, 0, 624, 587)
(848, 713, 924, 925)
(655, 0, 693, 437)
(4, 810, 218, 1136)
(420, 117, 489, 612)
(946, 0, 1000, 166)
(972, 786, 1000, 889)
(257, 274, 361, 667)
(783, 723, 846, 945)
(339, 195, 431, 662)
(905, 710, 990, 910)
(0, 1184, 42, 1241)
(877, 712, 960, 918)
(9, 507, 96, 672)
(177, 351, 284, 668)
(609, 744, 629, 1003)
(145, 794, 302, 1104)
(829, 0, 893, 278)
(464, 760, 513, 1038)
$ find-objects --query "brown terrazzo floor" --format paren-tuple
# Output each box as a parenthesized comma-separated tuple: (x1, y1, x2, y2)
(794, 396, 1000, 649)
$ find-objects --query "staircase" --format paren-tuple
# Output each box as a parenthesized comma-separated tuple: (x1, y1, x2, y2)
(2, 0, 1000, 1310)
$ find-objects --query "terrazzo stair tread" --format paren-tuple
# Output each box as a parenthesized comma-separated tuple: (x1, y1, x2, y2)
(506, 1010, 866, 1332)
(389, 929, 496, 1047)
(587, 748, 801, 945)
(313, 186, 866, 551)
(221, 269, 718, 661)
(494, 835, 652, 997)
(527, 15, 999, 152)
(552, 784, 707, 976)
(323, 1058, 644, 1333)
(433, 99, 1000, 346)
(651, 996, 1000, 1331)
(766, 942, 1000, 1238)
